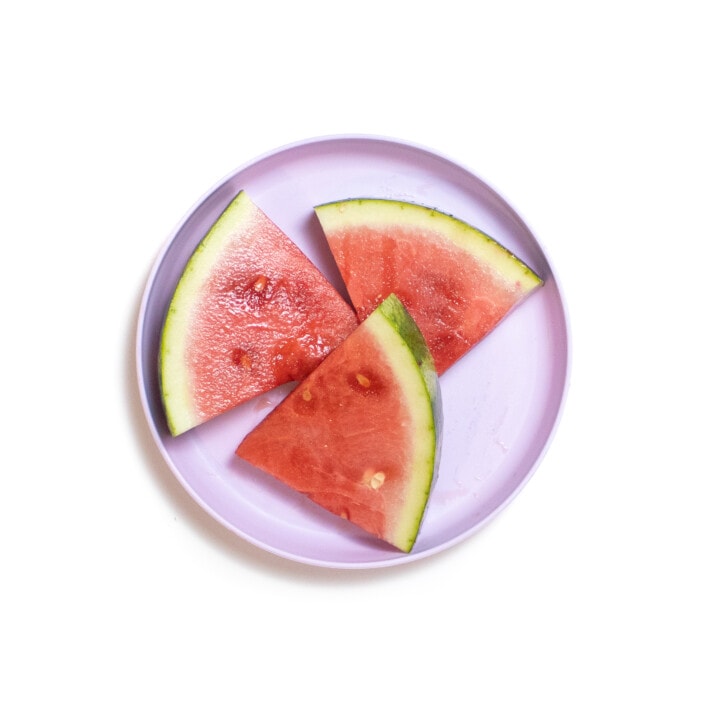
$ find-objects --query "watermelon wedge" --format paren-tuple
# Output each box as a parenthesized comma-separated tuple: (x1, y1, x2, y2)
(160, 191, 358, 436)
(314, 198, 543, 374)
(236, 294, 441, 553)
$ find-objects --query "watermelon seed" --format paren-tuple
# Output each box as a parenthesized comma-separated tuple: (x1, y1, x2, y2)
(253, 275, 268, 293)
(362, 469, 386, 489)
(356, 373, 371, 388)
(231, 348, 252, 369)
(302, 388, 312, 402)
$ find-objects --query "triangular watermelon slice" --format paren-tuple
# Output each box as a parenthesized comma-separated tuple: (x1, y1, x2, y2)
(314, 198, 543, 374)
(236, 294, 441, 553)
(160, 191, 358, 436)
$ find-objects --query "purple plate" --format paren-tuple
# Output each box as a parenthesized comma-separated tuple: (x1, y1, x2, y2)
(136, 135, 569, 569)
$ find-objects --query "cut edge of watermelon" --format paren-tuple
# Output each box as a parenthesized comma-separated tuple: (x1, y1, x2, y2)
(159, 191, 257, 436)
(314, 197, 543, 293)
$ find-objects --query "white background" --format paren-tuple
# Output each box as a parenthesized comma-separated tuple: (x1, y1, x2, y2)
(3, 1, 718, 717)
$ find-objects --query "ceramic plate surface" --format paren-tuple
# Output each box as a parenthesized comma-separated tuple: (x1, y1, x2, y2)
(136, 135, 569, 569)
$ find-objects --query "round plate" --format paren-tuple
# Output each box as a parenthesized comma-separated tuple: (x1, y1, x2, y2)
(136, 135, 570, 569)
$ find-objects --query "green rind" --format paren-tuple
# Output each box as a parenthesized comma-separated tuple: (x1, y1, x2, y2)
(364, 294, 441, 551)
(159, 191, 256, 436)
(376, 292, 439, 421)
(314, 197, 543, 292)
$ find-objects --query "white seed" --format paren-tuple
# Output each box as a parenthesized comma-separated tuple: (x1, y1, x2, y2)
(363, 469, 386, 489)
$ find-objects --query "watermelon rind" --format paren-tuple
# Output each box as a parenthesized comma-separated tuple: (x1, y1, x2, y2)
(315, 198, 541, 293)
(364, 294, 441, 550)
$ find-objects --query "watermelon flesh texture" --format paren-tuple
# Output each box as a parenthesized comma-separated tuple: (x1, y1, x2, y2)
(160, 191, 358, 436)
(314, 198, 543, 374)
(236, 294, 441, 553)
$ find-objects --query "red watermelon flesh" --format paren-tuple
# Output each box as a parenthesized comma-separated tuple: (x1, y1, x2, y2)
(236, 294, 440, 552)
(314, 198, 543, 374)
(160, 191, 358, 436)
